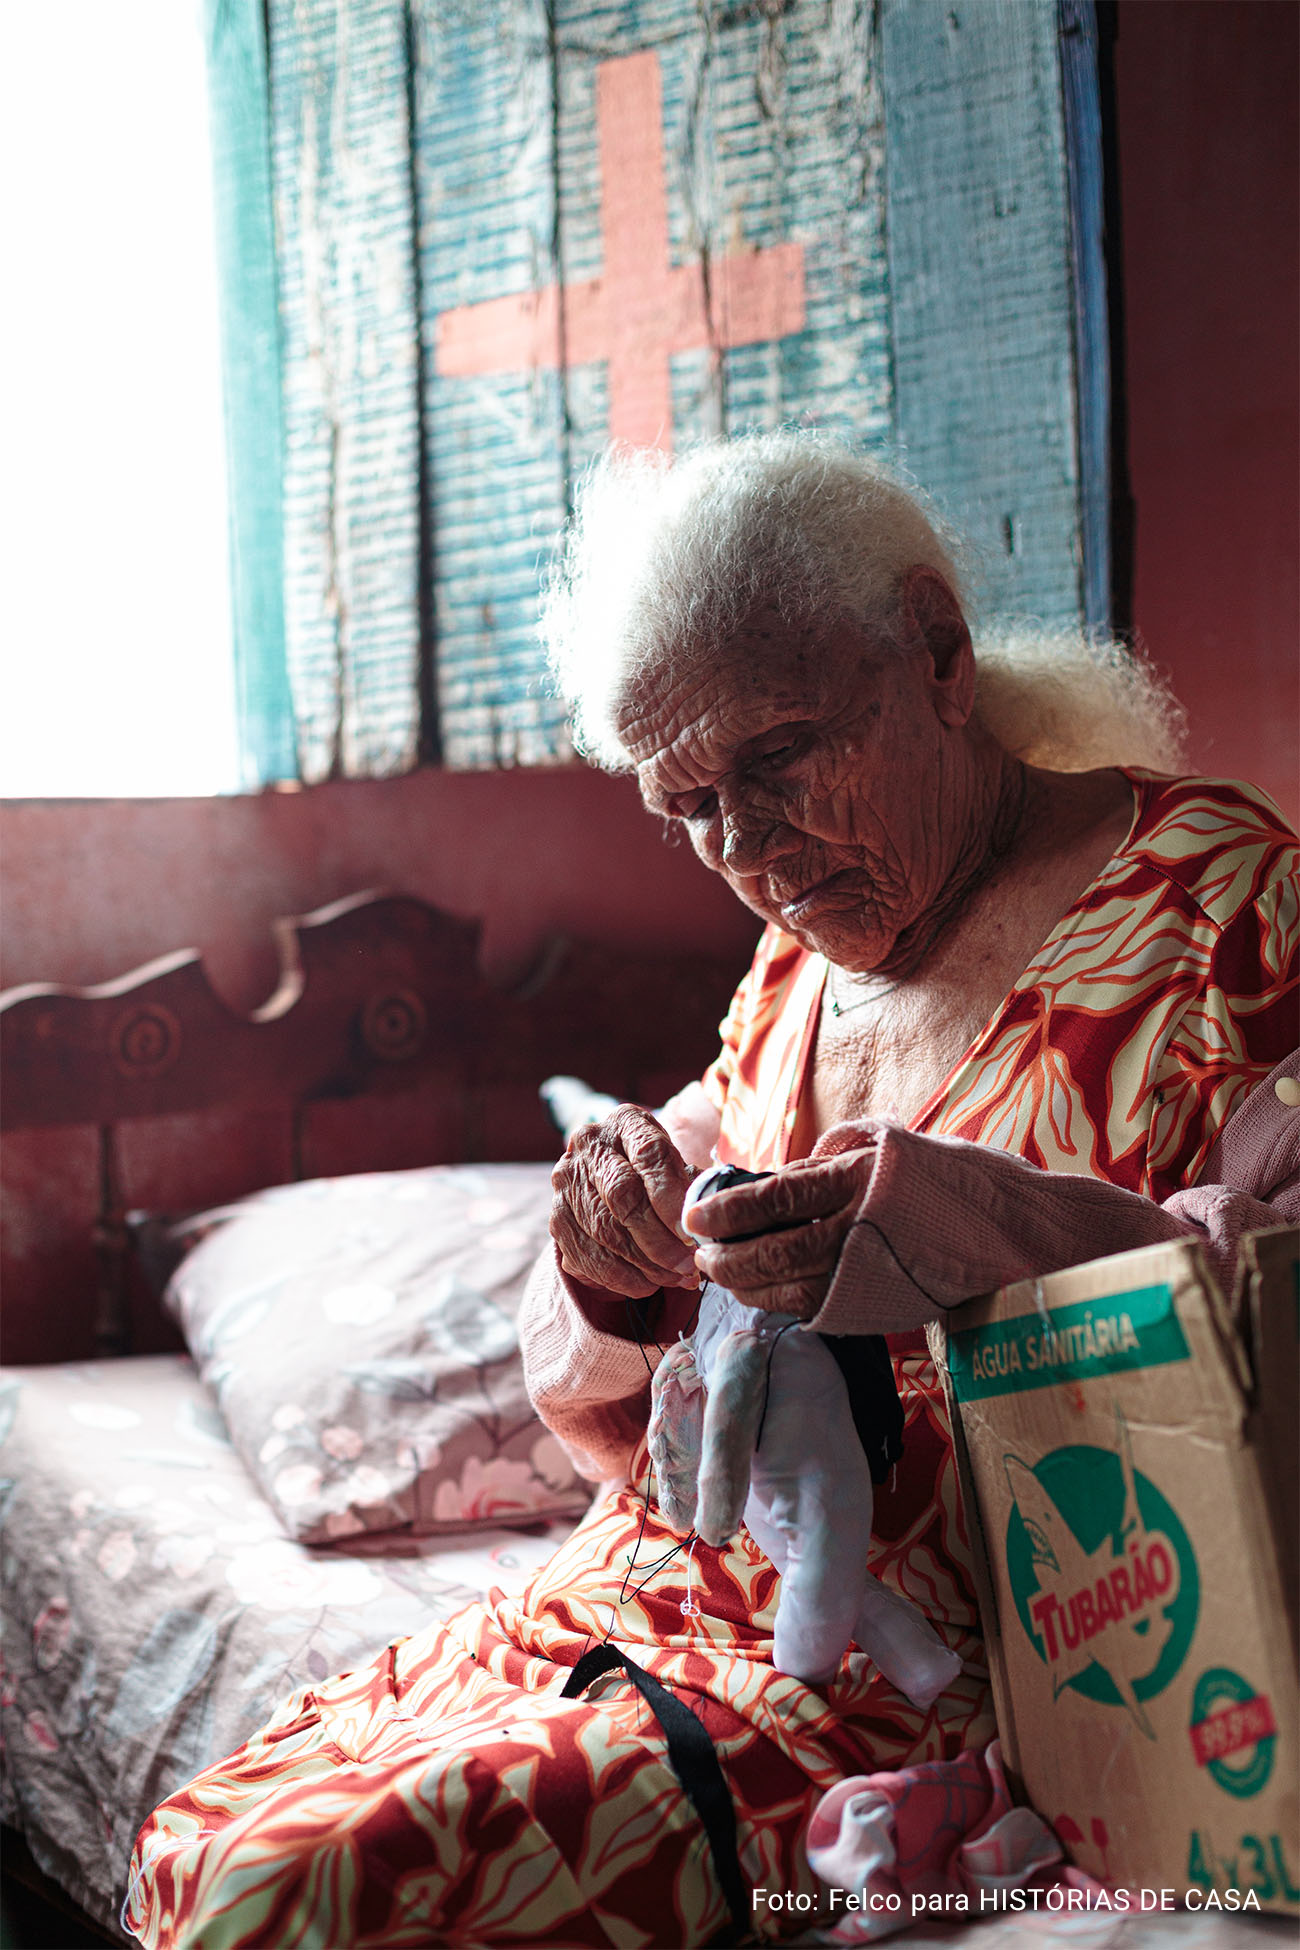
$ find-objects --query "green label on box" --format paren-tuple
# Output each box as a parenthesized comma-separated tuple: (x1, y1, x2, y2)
(950, 1282, 1189, 1401)
(1004, 1428, 1200, 1729)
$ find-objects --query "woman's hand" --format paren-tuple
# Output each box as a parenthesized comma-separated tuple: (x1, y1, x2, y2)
(683, 1148, 877, 1320)
(550, 1106, 700, 1299)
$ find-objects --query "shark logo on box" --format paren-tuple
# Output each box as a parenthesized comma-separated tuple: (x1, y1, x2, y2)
(1004, 1410, 1199, 1737)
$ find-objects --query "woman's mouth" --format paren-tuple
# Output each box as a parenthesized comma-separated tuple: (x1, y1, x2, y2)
(778, 869, 857, 923)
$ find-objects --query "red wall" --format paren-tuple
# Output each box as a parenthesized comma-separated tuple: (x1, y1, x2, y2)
(3, 1, 1296, 1360)
(0, 769, 753, 1004)
(1116, 0, 1298, 827)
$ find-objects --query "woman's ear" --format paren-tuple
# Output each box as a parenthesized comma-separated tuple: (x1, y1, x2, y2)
(899, 566, 976, 726)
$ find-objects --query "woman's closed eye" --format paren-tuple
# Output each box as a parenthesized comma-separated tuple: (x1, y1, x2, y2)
(754, 743, 795, 772)
(672, 789, 718, 823)
(746, 729, 809, 777)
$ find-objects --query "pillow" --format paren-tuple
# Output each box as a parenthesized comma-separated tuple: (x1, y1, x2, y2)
(162, 1163, 589, 1545)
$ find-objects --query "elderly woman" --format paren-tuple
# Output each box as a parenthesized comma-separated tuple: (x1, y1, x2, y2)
(127, 436, 1296, 1950)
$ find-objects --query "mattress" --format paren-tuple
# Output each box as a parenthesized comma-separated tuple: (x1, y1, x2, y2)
(0, 1354, 572, 1939)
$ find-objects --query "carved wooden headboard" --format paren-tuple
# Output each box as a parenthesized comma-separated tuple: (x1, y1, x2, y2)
(1, 892, 748, 1358)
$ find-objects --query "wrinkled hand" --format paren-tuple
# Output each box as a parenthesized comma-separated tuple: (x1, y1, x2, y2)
(550, 1106, 700, 1299)
(683, 1147, 877, 1320)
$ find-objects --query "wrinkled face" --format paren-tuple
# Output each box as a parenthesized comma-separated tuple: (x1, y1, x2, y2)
(619, 606, 971, 973)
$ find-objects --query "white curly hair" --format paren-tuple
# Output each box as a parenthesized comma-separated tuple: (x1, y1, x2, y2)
(540, 431, 1187, 775)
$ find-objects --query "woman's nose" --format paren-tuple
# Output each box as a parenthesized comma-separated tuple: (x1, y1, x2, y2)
(719, 805, 793, 876)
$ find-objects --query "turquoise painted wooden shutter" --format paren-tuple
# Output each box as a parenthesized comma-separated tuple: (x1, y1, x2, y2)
(879, 0, 1109, 629)
(204, 0, 297, 787)
(209, 0, 1107, 779)
(269, 0, 425, 783)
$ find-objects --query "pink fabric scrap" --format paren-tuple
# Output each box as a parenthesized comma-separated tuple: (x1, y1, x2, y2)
(806, 1739, 1097, 1941)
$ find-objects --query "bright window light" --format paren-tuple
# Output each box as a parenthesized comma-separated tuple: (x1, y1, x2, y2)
(1, 0, 241, 797)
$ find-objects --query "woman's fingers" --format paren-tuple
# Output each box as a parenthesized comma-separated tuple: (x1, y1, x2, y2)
(552, 1221, 663, 1299)
(692, 1214, 851, 1317)
(589, 1140, 693, 1273)
(683, 1148, 874, 1240)
(616, 1112, 700, 1235)
(549, 1107, 698, 1297)
(741, 1280, 827, 1321)
(692, 1213, 842, 1284)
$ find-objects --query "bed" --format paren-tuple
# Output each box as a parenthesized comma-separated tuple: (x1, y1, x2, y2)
(0, 892, 745, 1943)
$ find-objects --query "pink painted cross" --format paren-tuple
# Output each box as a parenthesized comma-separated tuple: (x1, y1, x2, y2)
(434, 50, 806, 451)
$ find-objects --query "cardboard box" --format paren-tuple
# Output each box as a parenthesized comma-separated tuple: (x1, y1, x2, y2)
(933, 1228, 1299, 1913)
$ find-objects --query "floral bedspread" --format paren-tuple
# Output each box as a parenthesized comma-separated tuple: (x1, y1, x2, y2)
(0, 1354, 574, 1940)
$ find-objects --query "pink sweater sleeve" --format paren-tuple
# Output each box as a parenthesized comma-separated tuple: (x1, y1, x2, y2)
(518, 1246, 701, 1480)
(517, 1247, 653, 1479)
(807, 1049, 1300, 1337)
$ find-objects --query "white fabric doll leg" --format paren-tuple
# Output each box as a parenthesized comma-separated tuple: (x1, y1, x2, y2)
(851, 1572, 963, 1710)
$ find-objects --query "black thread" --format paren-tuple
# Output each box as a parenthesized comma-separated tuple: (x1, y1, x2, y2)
(610, 1292, 698, 1629)
(850, 1218, 943, 1308)
(753, 1318, 801, 1451)
(623, 1292, 665, 1377)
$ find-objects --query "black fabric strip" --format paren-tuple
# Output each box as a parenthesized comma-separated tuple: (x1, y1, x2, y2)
(819, 1331, 904, 1484)
(560, 1643, 749, 1944)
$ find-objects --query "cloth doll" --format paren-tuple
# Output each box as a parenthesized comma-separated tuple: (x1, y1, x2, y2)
(539, 1086, 961, 1707)
(648, 1166, 962, 1706)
